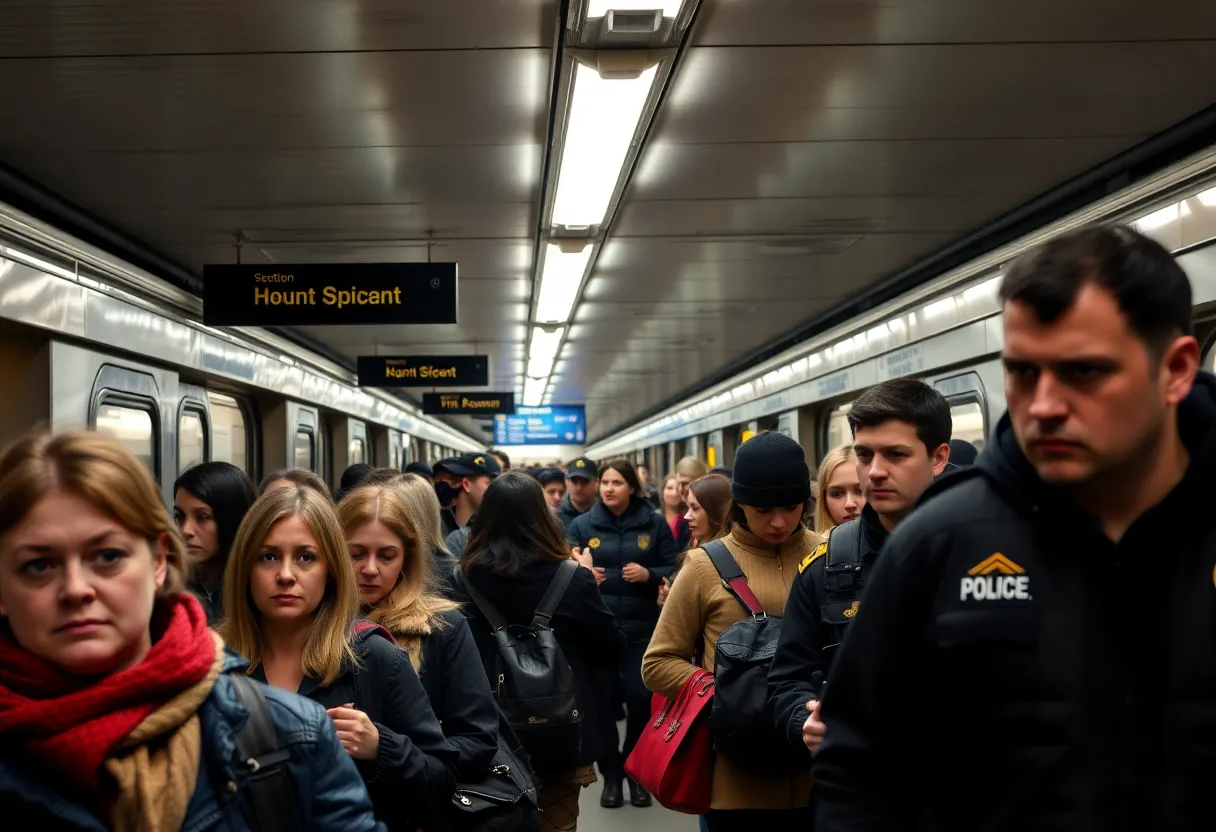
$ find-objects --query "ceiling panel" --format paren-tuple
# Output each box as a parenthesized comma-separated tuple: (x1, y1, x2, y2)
(0, 0, 555, 55)
(0, 50, 551, 152)
(694, 0, 1216, 46)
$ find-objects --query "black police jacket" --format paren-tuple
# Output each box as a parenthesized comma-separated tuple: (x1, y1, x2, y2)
(813, 371, 1216, 832)
(767, 504, 888, 753)
(555, 494, 588, 532)
(567, 497, 679, 642)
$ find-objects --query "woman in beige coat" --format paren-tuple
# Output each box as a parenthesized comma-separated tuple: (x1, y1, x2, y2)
(642, 433, 822, 832)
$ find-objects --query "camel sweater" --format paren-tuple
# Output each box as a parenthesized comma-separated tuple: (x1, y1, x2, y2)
(642, 525, 823, 811)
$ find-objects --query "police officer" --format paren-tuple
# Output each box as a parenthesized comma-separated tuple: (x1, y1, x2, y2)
(556, 456, 598, 531)
(767, 379, 952, 759)
(814, 225, 1216, 830)
(434, 452, 501, 555)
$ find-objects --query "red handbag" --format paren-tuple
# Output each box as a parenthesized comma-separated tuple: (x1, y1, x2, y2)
(624, 668, 715, 814)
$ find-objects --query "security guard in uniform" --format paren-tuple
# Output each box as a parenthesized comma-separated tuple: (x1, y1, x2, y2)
(768, 379, 952, 757)
(815, 225, 1216, 830)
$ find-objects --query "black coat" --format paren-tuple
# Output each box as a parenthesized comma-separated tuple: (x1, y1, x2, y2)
(767, 504, 888, 753)
(554, 495, 587, 532)
(416, 609, 500, 781)
(253, 627, 457, 830)
(567, 498, 679, 642)
(814, 372, 1216, 832)
(451, 558, 627, 767)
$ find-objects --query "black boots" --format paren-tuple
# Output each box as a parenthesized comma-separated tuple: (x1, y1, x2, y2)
(627, 776, 652, 808)
(600, 778, 624, 808)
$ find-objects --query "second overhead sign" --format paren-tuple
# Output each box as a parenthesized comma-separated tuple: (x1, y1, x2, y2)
(357, 355, 489, 388)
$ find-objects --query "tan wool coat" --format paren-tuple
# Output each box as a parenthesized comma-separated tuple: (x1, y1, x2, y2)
(642, 525, 822, 811)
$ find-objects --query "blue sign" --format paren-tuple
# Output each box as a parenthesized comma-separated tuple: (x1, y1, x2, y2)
(493, 405, 587, 446)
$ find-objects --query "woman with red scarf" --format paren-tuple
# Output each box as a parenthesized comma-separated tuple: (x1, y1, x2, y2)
(0, 430, 382, 831)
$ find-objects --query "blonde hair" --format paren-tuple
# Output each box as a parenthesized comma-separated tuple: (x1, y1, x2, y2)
(675, 456, 709, 481)
(389, 473, 452, 561)
(337, 485, 456, 671)
(220, 485, 357, 684)
(0, 430, 187, 600)
(814, 445, 857, 534)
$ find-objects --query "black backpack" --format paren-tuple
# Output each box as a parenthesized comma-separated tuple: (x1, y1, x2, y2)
(703, 539, 810, 775)
(458, 560, 583, 771)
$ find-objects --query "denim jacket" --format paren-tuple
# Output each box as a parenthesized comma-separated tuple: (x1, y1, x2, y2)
(0, 651, 384, 831)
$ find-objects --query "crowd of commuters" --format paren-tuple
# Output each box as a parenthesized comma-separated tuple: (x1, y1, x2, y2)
(2, 224, 1213, 831)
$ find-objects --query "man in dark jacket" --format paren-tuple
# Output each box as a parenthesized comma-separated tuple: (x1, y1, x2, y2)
(768, 378, 953, 759)
(436, 453, 500, 556)
(556, 456, 598, 531)
(814, 225, 1214, 831)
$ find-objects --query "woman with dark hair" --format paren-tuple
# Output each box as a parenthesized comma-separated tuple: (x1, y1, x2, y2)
(453, 472, 625, 832)
(174, 461, 258, 623)
(643, 433, 822, 830)
(567, 458, 678, 811)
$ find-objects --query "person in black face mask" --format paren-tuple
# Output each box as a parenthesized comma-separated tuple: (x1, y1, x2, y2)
(433, 453, 501, 555)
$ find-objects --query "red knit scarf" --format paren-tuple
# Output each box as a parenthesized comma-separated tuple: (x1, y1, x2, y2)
(0, 593, 217, 791)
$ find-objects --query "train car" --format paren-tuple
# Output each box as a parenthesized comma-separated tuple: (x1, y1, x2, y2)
(0, 200, 480, 507)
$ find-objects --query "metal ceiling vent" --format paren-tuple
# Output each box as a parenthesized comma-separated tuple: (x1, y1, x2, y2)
(603, 9, 663, 37)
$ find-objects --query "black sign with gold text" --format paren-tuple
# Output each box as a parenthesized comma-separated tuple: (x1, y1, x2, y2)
(422, 392, 515, 416)
(357, 355, 488, 388)
(202, 263, 457, 326)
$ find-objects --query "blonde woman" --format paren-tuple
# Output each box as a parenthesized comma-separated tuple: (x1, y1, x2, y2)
(0, 431, 378, 830)
(390, 471, 460, 593)
(338, 485, 498, 782)
(221, 485, 457, 830)
(813, 446, 865, 534)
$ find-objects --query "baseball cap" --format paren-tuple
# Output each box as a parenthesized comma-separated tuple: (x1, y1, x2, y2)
(434, 452, 501, 479)
(565, 456, 597, 480)
(536, 466, 566, 486)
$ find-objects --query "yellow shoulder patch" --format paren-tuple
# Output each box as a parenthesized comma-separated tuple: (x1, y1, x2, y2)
(799, 542, 828, 573)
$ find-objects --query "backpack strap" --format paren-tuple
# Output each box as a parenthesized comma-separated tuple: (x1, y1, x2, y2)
(823, 519, 865, 596)
(531, 559, 579, 628)
(454, 567, 511, 633)
(230, 674, 299, 832)
(702, 539, 765, 619)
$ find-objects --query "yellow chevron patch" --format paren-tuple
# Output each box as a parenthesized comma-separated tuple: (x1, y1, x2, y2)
(967, 553, 1025, 576)
(799, 541, 829, 574)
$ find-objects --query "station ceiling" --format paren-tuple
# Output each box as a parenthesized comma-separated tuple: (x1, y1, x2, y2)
(2, 0, 1216, 444)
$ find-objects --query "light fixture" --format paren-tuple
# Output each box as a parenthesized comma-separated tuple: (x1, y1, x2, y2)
(551, 62, 658, 228)
(587, 0, 685, 17)
(527, 326, 566, 379)
(535, 242, 593, 323)
(524, 376, 548, 406)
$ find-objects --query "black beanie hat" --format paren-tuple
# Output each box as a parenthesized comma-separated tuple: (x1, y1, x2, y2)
(731, 432, 811, 508)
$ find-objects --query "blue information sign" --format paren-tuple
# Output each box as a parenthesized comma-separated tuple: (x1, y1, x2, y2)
(493, 405, 587, 446)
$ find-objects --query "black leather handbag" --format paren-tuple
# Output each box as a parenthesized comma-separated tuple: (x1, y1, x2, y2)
(449, 711, 540, 832)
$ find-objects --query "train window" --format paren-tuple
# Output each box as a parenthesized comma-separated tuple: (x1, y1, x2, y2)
(950, 401, 986, 449)
(179, 409, 206, 473)
(295, 429, 314, 471)
(350, 438, 366, 465)
(207, 392, 248, 473)
(825, 402, 853, 453)
(96, 403, 155, 474)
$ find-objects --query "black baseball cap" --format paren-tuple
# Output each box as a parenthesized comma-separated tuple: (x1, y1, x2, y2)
(566, 456, 597, 480)
(434, 452, 502, 478)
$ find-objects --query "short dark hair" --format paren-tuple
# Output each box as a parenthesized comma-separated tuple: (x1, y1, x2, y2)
(460, 472, 572, 577)
(488, 449, 511, 469)
(847, 378, 952, 453)
(999, 224, 1193, 351)
(598, 458, 642, 494)
(340, 463, 374, 492)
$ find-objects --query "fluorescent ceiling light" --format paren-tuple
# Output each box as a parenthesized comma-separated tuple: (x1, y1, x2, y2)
(1197, 186, 1216, 207)
(524, 376, 548, 406)
(587, 0, 685, 16)
(535, 243, 593, 323)
(527, 326, 566, 379)
(551, 63, 658, 228)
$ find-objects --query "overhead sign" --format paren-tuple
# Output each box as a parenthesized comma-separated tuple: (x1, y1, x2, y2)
(422, 392, 515, 416)
(202, 262, 457, 326)
(357, 355, 488, 388)
(493, 405, 586, 446)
